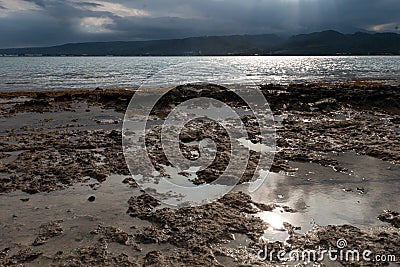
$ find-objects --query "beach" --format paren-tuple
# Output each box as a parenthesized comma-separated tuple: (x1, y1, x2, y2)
(0, 81, 399, 266)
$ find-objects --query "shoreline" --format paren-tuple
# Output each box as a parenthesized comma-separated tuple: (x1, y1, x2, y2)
(0, 81, 399, 266)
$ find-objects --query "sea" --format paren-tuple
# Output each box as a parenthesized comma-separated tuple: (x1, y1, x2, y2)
(0, 56, 399, 91)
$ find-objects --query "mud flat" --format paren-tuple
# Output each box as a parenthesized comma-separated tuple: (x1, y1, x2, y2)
(0, 80, 399, 266)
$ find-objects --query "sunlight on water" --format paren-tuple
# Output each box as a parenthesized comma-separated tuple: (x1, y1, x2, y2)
(257, 210, 286, 231)
(0, 56, 399, 91)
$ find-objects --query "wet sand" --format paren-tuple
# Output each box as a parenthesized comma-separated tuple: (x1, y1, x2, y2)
(0, 81, 399, 266)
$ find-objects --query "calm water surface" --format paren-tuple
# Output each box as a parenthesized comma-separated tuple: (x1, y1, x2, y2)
(1, 56, 399, 91)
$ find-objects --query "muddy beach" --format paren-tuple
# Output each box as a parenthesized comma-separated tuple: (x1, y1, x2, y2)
(0, 81, 399, 266)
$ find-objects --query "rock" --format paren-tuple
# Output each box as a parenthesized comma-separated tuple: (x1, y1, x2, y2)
(356, 187, 365, 194)
(127, 194, 160, 217)
(312, 98, 338, 109)
(129, 192, 267, 249)
(378, 210, 400, 228)
(122, 177, 138, 187)
(33, 220, 63, 246)
(91, 224, 131, 245)
(0, 248, 42, 265)
(287, 224, 400, 266)
(88, 195, 96, 202)
(83, 169, 108, 182)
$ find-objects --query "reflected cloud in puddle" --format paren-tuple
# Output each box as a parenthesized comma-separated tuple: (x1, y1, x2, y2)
(248, 152, 400, 241)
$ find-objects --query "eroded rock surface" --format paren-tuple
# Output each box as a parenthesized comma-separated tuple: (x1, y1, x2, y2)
(1, 82, 399, 266)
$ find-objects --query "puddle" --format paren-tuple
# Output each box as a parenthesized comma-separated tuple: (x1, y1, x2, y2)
(0, 175, 145, 253)
(180, 103, 253, 119)
(0, 103, 123, 136)
(1, 150, 27, 164)
(137, 174, 233, 207)
(238, 137, 278, 153)
(0, 97, 33, 104)
(161, 164, 200, 187)
(247, 152, 400, 241)
(256, 207, 290, 242)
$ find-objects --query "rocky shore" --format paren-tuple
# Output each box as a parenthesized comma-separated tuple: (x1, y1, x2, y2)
(0, 81, 399, 266)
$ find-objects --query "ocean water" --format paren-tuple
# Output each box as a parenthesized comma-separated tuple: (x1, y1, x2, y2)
(0, 56, 399, 91)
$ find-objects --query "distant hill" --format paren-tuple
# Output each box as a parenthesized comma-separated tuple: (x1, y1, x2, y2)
(0, 34, 284, 56)
(277, 30, 400, 55)
(1, 31, 399, 56)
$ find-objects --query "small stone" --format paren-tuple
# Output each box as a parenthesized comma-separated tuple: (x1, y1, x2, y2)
(356, 187, 365, 194)
(88, 195, 96, 202)
(122, 177, 132, 184)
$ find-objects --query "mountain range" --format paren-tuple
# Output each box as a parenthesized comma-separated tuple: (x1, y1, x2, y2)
(1, 30, 399, 56)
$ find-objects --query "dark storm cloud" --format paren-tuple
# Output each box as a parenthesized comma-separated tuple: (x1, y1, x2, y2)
(73, 2, 103, 8)
(0, 0, 399, 48)
(0, 13, 84, 48)
(23, 0, 46, 8)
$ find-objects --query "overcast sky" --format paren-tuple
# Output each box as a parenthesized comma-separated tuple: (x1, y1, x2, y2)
(0, 0, 399, 48)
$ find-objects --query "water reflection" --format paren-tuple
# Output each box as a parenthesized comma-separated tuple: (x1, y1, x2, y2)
(1, 56, 399, 91)
(248, 152, 400, 240)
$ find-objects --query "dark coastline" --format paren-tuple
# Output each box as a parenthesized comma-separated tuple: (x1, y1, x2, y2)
(1, 30, 400, 56)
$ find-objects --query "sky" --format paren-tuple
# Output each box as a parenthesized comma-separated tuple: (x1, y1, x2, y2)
(0, 0, 399, 48)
